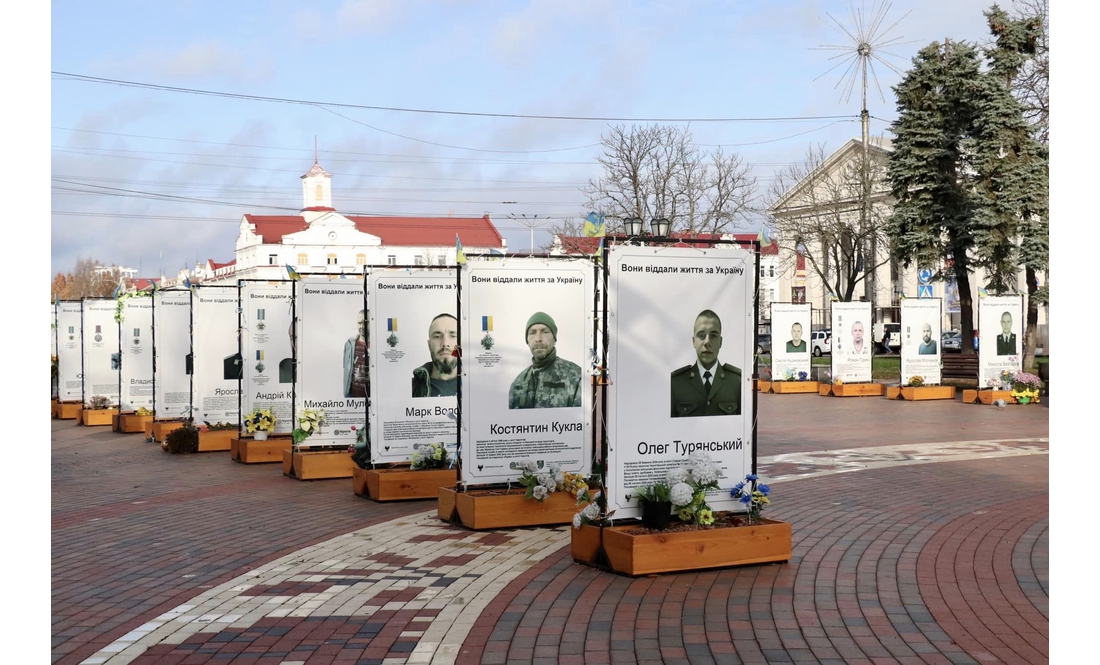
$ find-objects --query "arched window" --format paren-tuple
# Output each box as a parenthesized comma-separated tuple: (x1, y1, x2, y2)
(297, 253, 308, 265)
(315, 184, 324, 203)
(355, 254, 367, 265)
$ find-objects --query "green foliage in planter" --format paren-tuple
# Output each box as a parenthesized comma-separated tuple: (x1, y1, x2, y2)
(165, 424, 199, 454)
(202, 421, 237, 431)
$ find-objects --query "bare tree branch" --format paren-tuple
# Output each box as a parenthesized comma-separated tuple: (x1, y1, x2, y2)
(767, 142, 893, 302)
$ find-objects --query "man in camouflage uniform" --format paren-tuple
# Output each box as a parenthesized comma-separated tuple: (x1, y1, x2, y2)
(670, 309, 742, 417)
(508, 312, 582, 409)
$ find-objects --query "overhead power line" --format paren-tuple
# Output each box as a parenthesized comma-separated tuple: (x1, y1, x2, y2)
(52, 71, 861, 124)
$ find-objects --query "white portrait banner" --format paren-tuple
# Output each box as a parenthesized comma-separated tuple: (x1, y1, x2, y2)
(153, 290, 193, 419)
(57, 301, 83, 402)
(368, 268, 458, 465)
(240, 282, 295, 434)
(460, 258, 593, 486)
(979, 295, 1024, 388)
(51, 303, 59, 398)
(192, 286, 241, 426)
(900, 298, 942, 384)
(294, 276, 367, 448)
(119, 296, 154, 411)
(830, 301, 873, 383)
(81, 298, 120, 406)
(770, 302, 812, 380)
(607, 245, 755, 520)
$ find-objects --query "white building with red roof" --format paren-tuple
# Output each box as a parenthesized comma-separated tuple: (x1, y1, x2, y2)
(203, 160, 506, 283)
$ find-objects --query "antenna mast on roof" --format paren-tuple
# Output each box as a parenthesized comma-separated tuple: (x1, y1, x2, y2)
(813, 0, 910, 312)
(314, 136, 318, 165)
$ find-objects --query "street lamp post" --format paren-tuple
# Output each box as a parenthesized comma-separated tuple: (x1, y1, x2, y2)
(509, 213, 542, 257)
(623, 217, 668, 241)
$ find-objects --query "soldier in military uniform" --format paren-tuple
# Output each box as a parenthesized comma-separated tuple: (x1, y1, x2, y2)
(670, 310, 742, 417)
(508, 312, 582, 409)
(412, 313, 459, 397)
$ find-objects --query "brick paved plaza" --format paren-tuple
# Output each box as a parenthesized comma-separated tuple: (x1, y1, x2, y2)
(51, 394, 1050, 665)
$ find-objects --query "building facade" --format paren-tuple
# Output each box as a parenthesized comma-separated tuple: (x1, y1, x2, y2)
(768, 138, 1047, 346)
(197, 160, 506, 285)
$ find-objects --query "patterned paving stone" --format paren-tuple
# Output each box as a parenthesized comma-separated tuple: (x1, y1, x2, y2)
(54, 391, 1049, 664)
(76, 512, 569, 665)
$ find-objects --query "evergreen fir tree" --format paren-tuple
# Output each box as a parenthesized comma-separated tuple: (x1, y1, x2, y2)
(985, 3, 1048, 369)
(885, 40, 984, 353)
(886, 14, 1047, 358)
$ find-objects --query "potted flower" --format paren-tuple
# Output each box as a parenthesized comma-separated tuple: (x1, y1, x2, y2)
(86, 395, 111, 410)
(243, 407, 276, 440)
(632, 481, 673, 530)
(1010, 371, 1043, 404)
(571, 459, 790, 575)
(292, 408, 326, 445)
(348, 426, 369, 469)
(730, 474, 771, 524)
(907, 375, 924, 387)
(411, 442, 450, 471)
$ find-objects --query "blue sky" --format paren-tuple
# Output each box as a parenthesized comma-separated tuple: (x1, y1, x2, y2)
(51, 0, 1000, 277)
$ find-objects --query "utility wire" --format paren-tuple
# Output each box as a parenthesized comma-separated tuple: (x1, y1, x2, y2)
(53, 124, 859, 162)
(52, 71, 860, 124)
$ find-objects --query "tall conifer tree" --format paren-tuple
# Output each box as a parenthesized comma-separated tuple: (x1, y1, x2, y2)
(886, 15, 1047, 358)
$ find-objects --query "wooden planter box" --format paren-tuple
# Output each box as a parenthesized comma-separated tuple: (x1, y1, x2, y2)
(144, 420, 155, 439)
(364, 467, 458, 502)
(231, 435, 289, 463)
(756, 380, 771, 393)
(817, 383, 832, 396)
(833, 383, 886, 397)
(899, 385, 957, 401)
(962, 389, 1016, 405)
(115, 413, 153, 433)
(771, 380, 819, 394)
(56, 402, 83, 420)
(151, 420, 184, 442)
(197, 429, 235, 452)
(572, 519, 792, 576)
(438, 487, 582, 530)
(284, 449, 354, 480)
(352, 466, 369, 496)
(51, 399, 58, 416)
(81, 408, 118, 426)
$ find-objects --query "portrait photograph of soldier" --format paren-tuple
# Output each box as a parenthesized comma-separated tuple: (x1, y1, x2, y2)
(917, 323, 938, 355)
(786, 322, 808, 353)
(508, 312, 582, 409)
(996, 311, 1017, 356)
(670, 309, 742, 417)
(850, 321, 868, 355)
(343, 309, 369, 398)
(412, 313, 459, 397)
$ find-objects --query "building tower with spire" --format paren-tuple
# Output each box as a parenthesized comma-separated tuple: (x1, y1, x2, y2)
(300, 159, 333, 211)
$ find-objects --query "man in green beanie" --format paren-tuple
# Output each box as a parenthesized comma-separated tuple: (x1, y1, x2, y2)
(508, 311, 583, 409)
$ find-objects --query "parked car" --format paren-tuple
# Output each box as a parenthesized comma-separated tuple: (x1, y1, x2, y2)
(756, 333, 772, 356)
(877, 323, 901, 354)
(810, 329, 831, 357)
(942, 331, 962, 353)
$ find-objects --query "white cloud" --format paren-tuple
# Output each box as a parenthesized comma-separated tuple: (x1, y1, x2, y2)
(491, 0, 616, 62)
(337, 0, 401, 34)
(90, 39, 273, 85)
